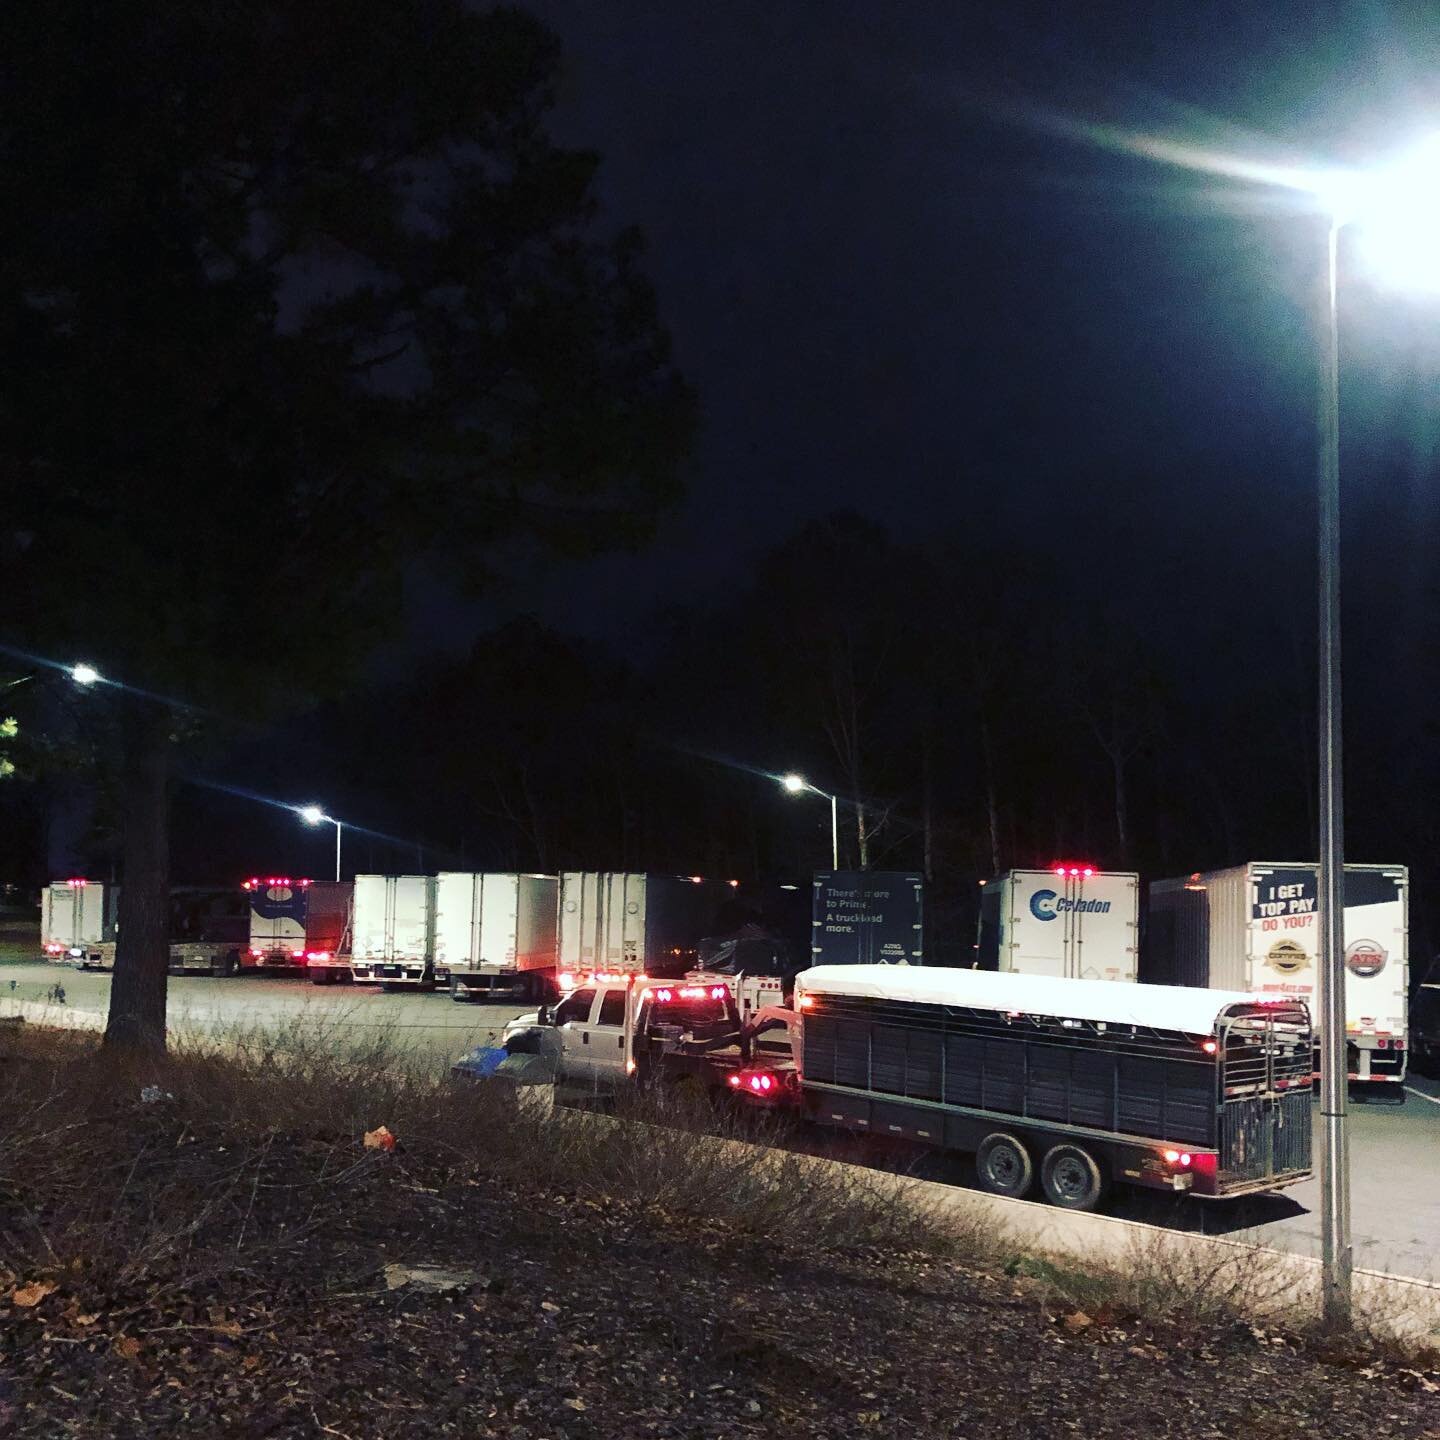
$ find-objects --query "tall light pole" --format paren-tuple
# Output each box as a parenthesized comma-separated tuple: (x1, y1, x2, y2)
(1306, 136, 1440, 1326)
(1315, 212, 1349, 1328)
(299, 805, 342, 882)
(781, 773, 839, 870)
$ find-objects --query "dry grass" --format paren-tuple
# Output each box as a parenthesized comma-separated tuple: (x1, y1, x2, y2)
(0, 1020, 980, 1303)
(2, 1020, 1435, 1365)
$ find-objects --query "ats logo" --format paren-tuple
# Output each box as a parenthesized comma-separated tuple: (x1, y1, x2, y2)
(1345, 939, 1387, 978)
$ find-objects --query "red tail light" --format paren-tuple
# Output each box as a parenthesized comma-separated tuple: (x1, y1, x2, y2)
(1162, 1149, 1193, 1168)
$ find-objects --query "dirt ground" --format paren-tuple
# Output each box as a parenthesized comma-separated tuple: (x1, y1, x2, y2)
(2, 1024, 1438, 1440)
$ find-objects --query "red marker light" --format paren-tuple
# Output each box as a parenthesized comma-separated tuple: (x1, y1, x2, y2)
(728, 1075, 741, 1087)
(1054, 866, 1066, 877)
(1202, 1040, 1218, 1054)
(1082, 867, 1095, 879)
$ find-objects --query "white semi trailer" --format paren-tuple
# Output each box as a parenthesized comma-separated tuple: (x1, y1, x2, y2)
(976, 866, 1140, 982)
(1146, 863, 1409, 1098)
(348, 874, 437, 989)
(41, 879, 118, 963)
(439, 872, 559, 1003)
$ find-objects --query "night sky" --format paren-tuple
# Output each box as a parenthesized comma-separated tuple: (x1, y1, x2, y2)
(39, 2, 1440, 893)
(478, 0, 1440, 649)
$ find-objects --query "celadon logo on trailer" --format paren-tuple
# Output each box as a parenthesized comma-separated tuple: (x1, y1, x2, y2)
(1028, 889, 1112, 922)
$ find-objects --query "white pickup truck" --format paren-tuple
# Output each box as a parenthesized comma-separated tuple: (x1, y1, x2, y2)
(507, 975, 796, 1105)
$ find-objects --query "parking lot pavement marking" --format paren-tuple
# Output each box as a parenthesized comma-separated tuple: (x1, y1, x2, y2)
(1404, 1086, 1440, 1107)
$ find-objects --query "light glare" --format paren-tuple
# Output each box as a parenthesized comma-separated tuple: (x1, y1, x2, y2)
(71, 663, 100, 686)
(1310, 134, 1440, 291)
(781, 773, 806, 793)
(298, 804, 327, 825)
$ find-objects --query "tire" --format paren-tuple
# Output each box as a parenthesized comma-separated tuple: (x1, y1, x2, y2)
(1040, 1143, 1108, 1211)
(449, 977, 474, 1004)
(975, 1132, 1034, 1199)
(309, 968, 336, 987)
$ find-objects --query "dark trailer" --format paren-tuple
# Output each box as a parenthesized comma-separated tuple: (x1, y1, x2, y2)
(793, 965, 1312, 1210)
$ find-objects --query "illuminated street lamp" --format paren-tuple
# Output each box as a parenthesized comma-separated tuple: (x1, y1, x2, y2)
(1298, 134, 1440, 1327)
(70, 663, 100, 686)
(298, 805, 342, 882)
(780, 773, 839, 870)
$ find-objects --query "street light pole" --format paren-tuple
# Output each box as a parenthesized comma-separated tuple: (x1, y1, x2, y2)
(1316, 215, 1351, 1327)
(299, 805, 342, 883)
(781, 773, 841, 869)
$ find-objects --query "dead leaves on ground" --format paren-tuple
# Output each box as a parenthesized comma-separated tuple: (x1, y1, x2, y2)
(10, 1280, 57, 1308)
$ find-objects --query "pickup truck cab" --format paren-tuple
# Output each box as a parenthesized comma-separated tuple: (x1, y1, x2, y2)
(540, 975, 794, 1104)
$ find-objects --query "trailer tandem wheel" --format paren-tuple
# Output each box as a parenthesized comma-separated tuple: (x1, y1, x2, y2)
(975, 1132, 1034, 1199)
(1039, 1143, 1108, 1211)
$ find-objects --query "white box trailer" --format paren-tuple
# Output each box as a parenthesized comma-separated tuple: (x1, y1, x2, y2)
(1146, 863, 1409, 1094)
(349, 874, 437, 988)
(438, 872, 559, 1003)
(41, 879, 117, 961)
(557, 872, 729, 988)
(976, 868, 1140, 982)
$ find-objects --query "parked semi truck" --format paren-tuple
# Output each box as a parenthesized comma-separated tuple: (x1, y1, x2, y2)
(556, 872, 732, 990)
(41, 879, 118, 962)
(167, 887, 251, 976)
(523, 963, 1313, 1210)
(1146, 863, 1409, 1097)
(440, 872, 559, 1003)
(975, 866, 1140, 981)
(811, 870, 924, 966)
(349, 874, 437, 988)
(69, 884, 246, 975)
(241, 877, 353, 980)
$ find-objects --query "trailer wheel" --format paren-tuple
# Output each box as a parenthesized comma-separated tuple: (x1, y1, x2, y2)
(450, 977, 476, 1004)
(309, 967, 336, 986)
(975, 1132, 1034, 1198)
(1040, 1144, 1108, 1211)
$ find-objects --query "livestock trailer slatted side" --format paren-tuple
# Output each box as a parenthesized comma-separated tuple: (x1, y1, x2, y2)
(802, 996, 1218, 1148)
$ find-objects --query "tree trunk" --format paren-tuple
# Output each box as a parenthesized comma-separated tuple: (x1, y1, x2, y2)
(855, 797, 869, 870)
(104, 706, 172, 1055)
(978, 710, 1001, 876)
(1112, 751, 1129, 862)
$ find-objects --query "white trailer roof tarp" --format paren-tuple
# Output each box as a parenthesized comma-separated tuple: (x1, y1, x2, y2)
(795, 964, 1296, 1036)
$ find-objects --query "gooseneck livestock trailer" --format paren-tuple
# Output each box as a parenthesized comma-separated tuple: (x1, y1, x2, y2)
(791, 965, 1313, 1209)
